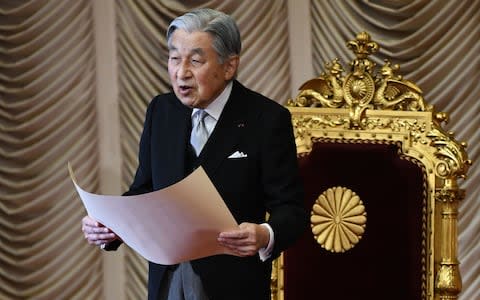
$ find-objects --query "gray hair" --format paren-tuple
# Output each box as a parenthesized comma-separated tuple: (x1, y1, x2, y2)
(167, 8, 241, 63)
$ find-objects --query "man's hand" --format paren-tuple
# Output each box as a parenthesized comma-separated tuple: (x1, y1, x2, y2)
(217, 222, 270, 257)
(81, 215, 118, 247)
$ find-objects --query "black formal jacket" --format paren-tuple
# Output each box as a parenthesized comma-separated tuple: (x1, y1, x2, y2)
(114, 80, 307, 300)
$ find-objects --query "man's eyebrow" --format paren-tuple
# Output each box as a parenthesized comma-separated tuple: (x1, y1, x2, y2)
(167, 46, 205, 56)
(191, 48, 205, 56)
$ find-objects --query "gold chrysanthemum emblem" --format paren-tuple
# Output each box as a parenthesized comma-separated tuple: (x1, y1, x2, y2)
(311, 187, 366, 253)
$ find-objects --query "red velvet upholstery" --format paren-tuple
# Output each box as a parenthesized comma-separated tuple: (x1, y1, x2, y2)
(284, 141, 425, 299)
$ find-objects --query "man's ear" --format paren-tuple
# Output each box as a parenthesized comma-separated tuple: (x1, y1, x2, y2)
(224, 55, 239, 81)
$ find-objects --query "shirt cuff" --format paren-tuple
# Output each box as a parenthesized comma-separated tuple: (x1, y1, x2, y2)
(258, 223, 274, 262)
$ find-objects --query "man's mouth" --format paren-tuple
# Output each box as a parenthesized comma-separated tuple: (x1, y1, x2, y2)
(179, 85, 192, 94)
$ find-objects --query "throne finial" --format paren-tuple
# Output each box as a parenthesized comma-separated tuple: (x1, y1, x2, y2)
(347, 31, 379, 59)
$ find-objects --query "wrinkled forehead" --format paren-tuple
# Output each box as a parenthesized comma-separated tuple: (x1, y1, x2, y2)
(168, 29, 212, 46)
(168, 30, 216, 54)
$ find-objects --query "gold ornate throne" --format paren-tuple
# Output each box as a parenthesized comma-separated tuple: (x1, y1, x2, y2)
(271, 32, 471, 300)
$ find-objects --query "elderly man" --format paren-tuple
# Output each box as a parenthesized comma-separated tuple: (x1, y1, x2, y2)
(82, 8, 307, 300)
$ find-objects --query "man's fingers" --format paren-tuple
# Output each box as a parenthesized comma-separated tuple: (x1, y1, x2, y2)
(93, 232, 115, 240)
(81, 215, 117, 248)
(218, 222, 270, 257)
(218, 229, 254, 240)
(85, 232, 116, 244)
(218, 230, 248, 239)
(82, 216, 99, 226)
(218, 238, 253, 247)
(82, 221, 110, 234)
(90, 227, 111, 234)
(221, 243, 257, 257)
(88, 239, 111, 246)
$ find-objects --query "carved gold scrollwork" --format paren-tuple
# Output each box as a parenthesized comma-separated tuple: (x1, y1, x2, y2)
(287, 58, 345, 108)
(311, 187, 366, 253)
(287, 32, 430, 129)
(436, 264, 462, 296)
(426, 128, 472, 179)
(374, 60, 430, 112)
(291, 115, 349, 153)
(435, 187, 465, 204)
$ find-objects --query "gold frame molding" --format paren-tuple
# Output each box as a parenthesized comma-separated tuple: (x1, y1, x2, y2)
(271, 32, 471, 300)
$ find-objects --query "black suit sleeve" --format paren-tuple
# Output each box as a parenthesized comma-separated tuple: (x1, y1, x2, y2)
(260, 106, 308, 259)
(123, 98, 157, 196)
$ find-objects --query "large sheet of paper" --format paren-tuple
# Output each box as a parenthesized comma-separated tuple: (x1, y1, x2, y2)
(69, 164, 238, 265)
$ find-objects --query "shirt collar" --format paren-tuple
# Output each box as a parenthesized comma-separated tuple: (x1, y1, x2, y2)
(192, 81, 233, 121)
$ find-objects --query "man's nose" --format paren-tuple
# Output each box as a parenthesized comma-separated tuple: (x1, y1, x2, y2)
(177, 61, 192, 79)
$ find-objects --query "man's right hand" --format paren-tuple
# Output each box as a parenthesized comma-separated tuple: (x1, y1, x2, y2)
(81, 215, 118, 247)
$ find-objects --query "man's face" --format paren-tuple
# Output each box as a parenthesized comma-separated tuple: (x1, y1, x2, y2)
(168, 29, 238, 108)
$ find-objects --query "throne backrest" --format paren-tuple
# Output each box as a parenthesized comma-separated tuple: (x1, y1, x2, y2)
(271, 32, 471, 300)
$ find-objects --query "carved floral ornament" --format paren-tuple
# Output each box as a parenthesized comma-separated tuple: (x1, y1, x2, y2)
(311, 187, 366, 253)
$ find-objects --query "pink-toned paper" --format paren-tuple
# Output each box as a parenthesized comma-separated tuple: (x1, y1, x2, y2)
(69, 163, 238, 264)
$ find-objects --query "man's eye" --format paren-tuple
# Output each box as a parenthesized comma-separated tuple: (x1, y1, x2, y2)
(191, 59, 202, 65)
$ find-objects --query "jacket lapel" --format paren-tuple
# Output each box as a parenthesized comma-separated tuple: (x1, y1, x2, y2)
(198, 81, 250, 175)
(164, 97, 193, 181)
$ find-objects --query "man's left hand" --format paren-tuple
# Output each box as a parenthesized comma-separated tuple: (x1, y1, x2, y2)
(217, 222, 270, 257)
